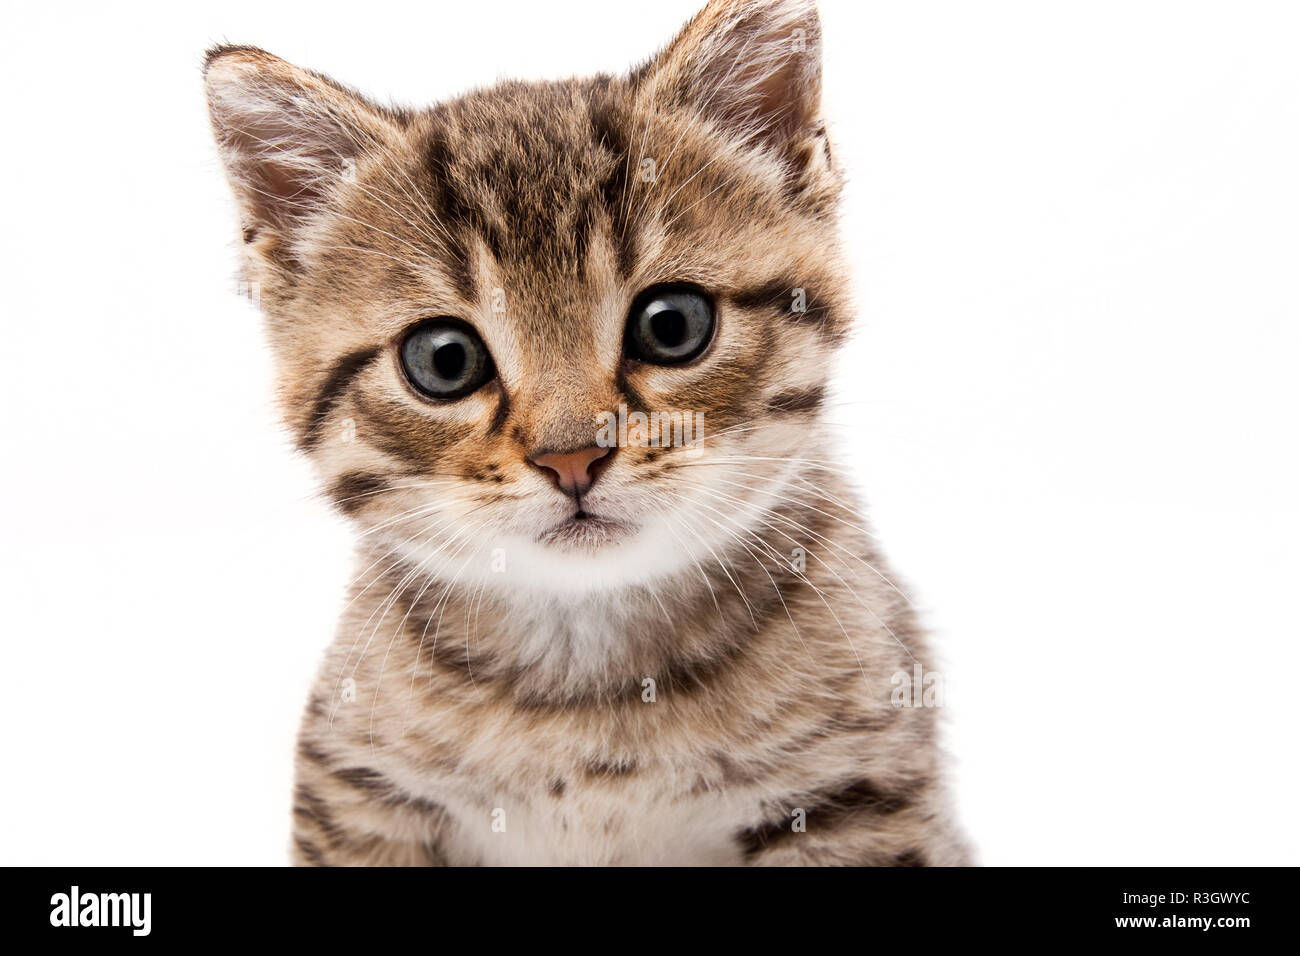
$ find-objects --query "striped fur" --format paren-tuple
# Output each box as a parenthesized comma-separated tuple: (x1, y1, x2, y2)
(205, 0, 971, 866)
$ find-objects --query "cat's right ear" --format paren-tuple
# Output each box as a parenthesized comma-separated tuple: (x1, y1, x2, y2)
(636, 0, 825, 166)
(203, 46, 399, 242)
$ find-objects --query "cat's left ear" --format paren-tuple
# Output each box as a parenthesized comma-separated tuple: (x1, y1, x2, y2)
(204, 46, 402, 244)
(637, 0, 827, 171)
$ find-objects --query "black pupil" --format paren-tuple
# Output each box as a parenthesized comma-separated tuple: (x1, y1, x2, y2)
(651, 308, 687, 347)
(434, 342, 466, 380)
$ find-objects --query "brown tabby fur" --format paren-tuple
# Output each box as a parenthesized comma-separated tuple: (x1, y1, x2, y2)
(205, 0, 971, 865)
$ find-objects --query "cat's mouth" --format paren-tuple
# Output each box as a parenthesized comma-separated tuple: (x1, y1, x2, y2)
(537, 510, 632, 549)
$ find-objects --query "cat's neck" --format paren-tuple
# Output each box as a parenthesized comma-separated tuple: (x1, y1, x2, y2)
(348, 493, 847, 706)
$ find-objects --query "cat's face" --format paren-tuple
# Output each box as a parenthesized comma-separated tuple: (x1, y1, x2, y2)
(207, 0, 847, 595)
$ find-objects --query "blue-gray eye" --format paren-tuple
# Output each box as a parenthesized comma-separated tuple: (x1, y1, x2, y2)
(400, 319, 495, 400)
(625, 284, 715, 364)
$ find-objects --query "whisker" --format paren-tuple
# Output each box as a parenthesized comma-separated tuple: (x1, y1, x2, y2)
(670, 480, 917, 663)
(660, 485, 879, 684)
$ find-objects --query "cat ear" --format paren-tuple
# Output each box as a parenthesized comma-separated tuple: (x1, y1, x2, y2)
(638, 0, 823, 160)
(203, 46, 399, 237)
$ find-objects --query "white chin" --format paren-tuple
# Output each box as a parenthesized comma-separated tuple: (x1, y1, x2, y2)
(438, 519, 690, 597)
(520, 520, 691, 594)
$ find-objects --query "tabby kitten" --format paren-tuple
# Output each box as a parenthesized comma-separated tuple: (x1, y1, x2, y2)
(205, 0, 970, 865)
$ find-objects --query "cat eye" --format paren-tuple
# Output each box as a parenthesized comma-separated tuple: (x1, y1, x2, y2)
(399, 319, 496, 400)
(624, 284, 715, 365)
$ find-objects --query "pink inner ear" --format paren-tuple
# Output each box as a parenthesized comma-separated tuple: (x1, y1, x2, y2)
(206, 50, 378, 234)
(217, 108, 357, 232)
(646, 0, 823, 156)
(235, 125, 347, 230)
(723, 50, 818, 150)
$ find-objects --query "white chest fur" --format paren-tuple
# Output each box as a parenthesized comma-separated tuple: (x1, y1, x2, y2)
(435, 783, 750, 866)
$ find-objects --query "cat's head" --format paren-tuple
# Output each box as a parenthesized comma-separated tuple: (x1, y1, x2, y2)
(205, 0, 849, 596)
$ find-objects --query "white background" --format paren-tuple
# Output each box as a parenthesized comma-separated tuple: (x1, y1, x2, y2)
(1, 0, 1296, 865)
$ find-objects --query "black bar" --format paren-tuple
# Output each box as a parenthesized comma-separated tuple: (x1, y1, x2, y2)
(6, 866, 1283, 942)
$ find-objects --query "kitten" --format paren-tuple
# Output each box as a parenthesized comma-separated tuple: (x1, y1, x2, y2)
(205, 0, 970, 865)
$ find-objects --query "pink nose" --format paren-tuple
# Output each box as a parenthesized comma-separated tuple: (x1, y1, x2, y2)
(529, 445, 613, 497)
